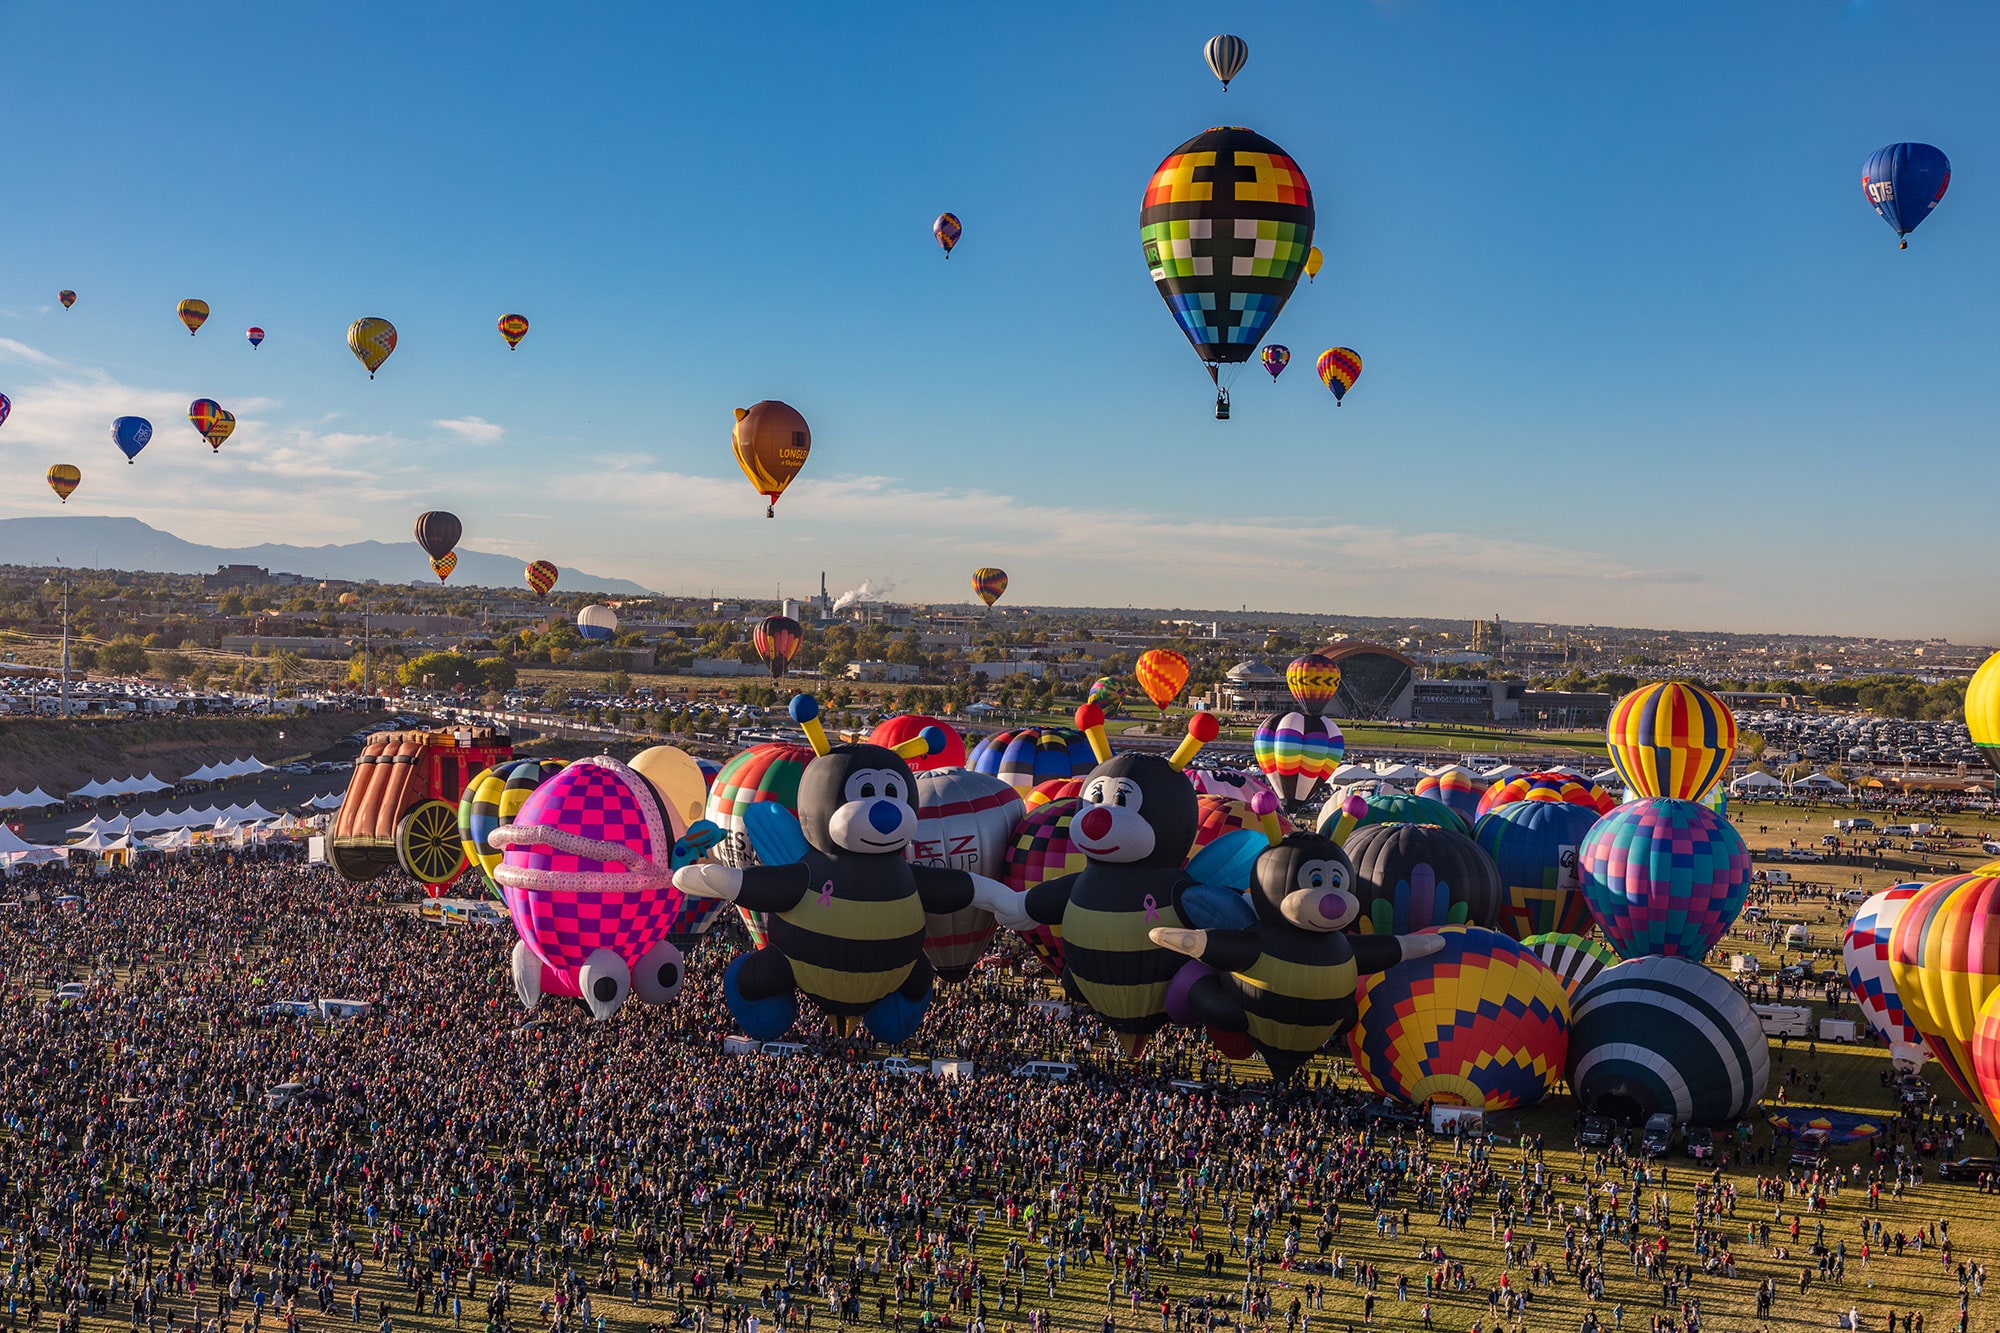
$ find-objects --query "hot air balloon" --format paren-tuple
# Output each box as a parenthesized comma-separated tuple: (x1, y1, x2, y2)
(1252, 711, 1345, 809)
(338, 593, 361, 607)
(58, 290, 75, 309)
(110, 416, 152, 464)
(524, 560, 558, 599)
(1476, 771, 1616, 819)
(1972, 991, 2000, 1129)
(1862, 143, 1951, 248)
(1304, 247, 1323, 284)
(1347, 791, 1468, 837)
(1001, 798, 1082, 975)
(972, 567, 1009, 607)
(753, 614, 803, 681)
(188, 399, 223, 447)
(1843, 885, 1928, 1072)
(1134, 648, 1190, 712)
(704, 742, 813, 948)
(1141, 125, 1313, 418)
(1284, 652, 1342, 716)
(246, 327, 264, 348)
(1519, 932, 1620, 999)
(576, 605, 619, 641)
(46, 464, 80, 503)
(1086, 676, 1126, 713)
(413, 511, 461, 563)
(933, 212, 962, 257)
(347, 317, 398, 378)
(459, 758, 568, 896)
(1316, 347, 1361, 405)
(1606, 683, 1737, 802)
(1579, 798, 1750, 962)
(1567, 955, 1770, 1124)
(1349, 925, 1571, 1111)
(869, 715, 968, 772)
(732, 401, 811, 517)
(1203, 34, 1248, 90)
(1474, 800, 1602, 940)
(430, 552, 457, 583)
(1261, 345, 1289, 382)
(631, 744, 717, 839)
(1413, 767, 1487, 824)
(967, 728, 1097, 793)
(177, 299, 209, 335)
(206, 410, 236, 452)
(1888, 873, 2000, 1111)
(497, 313, 529, 349)
(908, 767, 1024, 980)
(1192, 791, 1286, 850)
(1966, 650, 2000, 777)
(1342, 823, 1502, 935)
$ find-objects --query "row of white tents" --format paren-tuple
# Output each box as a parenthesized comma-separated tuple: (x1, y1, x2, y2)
(0, 788, 60, 812)
(1318, 761, 1626, 788)
(70, 774, 174, 799)
(180, 756, 274, 783)
(71, 803, 283, 835)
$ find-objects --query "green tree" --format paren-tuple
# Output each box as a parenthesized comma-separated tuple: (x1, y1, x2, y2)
(69, 644, 99, 672)
(153, 651, 194, 683)
(218, 592, 246, 616)
(186, 664, 211, 691)
(542, 685, 570, 713)
(398, 651, 479, 689)
(98, 636, 151, 677)
(475, 657, 518, 691)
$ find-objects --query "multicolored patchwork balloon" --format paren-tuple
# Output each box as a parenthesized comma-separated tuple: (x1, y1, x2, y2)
(1086, 676, 1126, 713)
(1519, 932, 1620, 998)
(1001, 798, 1082, 975)
(968, 727, 1096, 793)
(1477, 770, 1617, 819)
(1414, 767, 1487, 824)
(497, 313, 529, 349)
(1889, 873, 2000, 1112)
(1579, 798, 1750, 961)
(1843, 884, 1928, 1071)
(1606, 683, 1737, 802)
(1316, 347, 1361, 404)
(704, 742, 813, 948)
(459, 758, 568, 896)
(1566, 955, 1769, 1124)
(1252, 710, 1345, 808)
(1261, 344, 1290, 381)
(1474, 799, 1602, 940)
(1284, 652, 1342, 716)
(1349, 925, 1571, 1111)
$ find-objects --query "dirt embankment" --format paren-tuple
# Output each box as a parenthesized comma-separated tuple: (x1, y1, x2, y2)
(0, 712, 366, 793)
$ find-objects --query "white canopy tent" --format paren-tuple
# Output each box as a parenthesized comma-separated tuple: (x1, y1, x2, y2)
(0, 788, 60, 811)
(69, 774, 173, 800)
(1481, 765, 1525, 782)
(1792, 773, 1851, 793)
(181, 756, 275, 784)
(1372, 762, 1424, 784)
(1589, 768, 1622, 785)
(0, 824, 66, 867)
(306, 792, 344, 811)
(1729, 771, 1784, 792)
(68, 814, 131, 837)
(1330, 763, 1378, 785)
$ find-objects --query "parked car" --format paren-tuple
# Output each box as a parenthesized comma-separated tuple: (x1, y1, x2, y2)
(1937, 1156, 2000, 1182)
(1687, 1128, 1729, 1161)
(1641, 1112, 1675, 1156)
(1577, 1115, 1616, 1149)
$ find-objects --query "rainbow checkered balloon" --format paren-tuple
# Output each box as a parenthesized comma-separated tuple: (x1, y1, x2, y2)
(1252, 710, 1344, 807)
(1579, 797, 1750, 961)
(1348, 925, 1571, 1111)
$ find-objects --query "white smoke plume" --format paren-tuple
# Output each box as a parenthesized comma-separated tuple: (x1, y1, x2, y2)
(831, 579, 896, 612)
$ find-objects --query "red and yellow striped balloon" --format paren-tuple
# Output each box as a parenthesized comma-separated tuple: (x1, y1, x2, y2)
(1316, 347, 1362, 404)
(1606, 682, 1738, 801)
(1972, 987, 2000, 1129)
(497, 313, 530, 349)
(1134, 648, 1190, 712)
(525, 560, 558, 599)
(1889, 873, 2000, 1116)
(1285, 652, 1342, 716)
(971, 567, 1009, 607)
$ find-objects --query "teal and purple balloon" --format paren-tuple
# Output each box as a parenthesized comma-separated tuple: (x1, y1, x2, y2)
(1580, 797, 1750, 962)
(1862, 143, 1950, 248)
(111, 416, 153, 464)
(1261, 345, 1290, 381)
(1474, 799, 1602, 941)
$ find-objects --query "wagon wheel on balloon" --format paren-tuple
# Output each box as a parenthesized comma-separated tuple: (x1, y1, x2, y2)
(325, 836, 394, 885)
(396, 800, 469, 891)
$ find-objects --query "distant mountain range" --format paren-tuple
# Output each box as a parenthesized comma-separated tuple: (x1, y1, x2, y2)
(0, 516, 651, 594)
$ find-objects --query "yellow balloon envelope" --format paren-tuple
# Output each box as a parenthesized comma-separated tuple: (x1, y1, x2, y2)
(1605, 682, 1737, 801)
(348, 317, 398, 378)
(46, 464, 81, 503)
(1967, 650, 2000, 776)
(177, 298, 209, 335)
(1889, 872, 2000, 1117)
(630, 745, 711, 837)
(1304, 247, 1323, 283)
(732, 401, 811, 518)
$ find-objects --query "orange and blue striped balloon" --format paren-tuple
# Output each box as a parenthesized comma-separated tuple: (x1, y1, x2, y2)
(1606, 683, 1737, 802)
(1316, 347, 1362, 404)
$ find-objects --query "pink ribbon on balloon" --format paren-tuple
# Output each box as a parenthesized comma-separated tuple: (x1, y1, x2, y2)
(1142, 893, 1160, 923)
(817, 879, 835, 907)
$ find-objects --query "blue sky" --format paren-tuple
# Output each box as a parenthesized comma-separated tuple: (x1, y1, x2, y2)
(0, 1, 1994, 639)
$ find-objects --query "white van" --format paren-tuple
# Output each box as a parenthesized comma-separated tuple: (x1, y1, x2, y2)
(54, 982, 87, 1004)
(1752, 1004, 1811, 1037)
(1783, 924, 1810, 948)
(930, 1058, 975, 1080)
(1730, 954, 1760, 975)
(264, 1082, 307, 1110)
(879, 1056, 929, 1077)
(318, 998, 373, 1023)
(1010, 1060, 1077, 1082)
(722, 1036, 760, 1056)
(759, 1041, 808, 1058)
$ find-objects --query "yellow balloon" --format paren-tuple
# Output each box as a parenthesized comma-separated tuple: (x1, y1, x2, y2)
(1968, 650, 2000, 776)
(177, 298, 210, 334)
(1304, 247, 1324, 283)
(347, 317, 398, 378)
(630, 745, 710, 837)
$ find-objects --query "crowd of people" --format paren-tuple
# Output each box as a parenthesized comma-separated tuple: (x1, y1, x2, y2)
(0, 850, 1990, 1333)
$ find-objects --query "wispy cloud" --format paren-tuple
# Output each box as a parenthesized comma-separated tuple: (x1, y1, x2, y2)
(0, 337, 64, 370)
(433, 416, 505, 442)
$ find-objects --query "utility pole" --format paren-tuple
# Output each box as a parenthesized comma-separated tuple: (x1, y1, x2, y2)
(58, 563, 71, 719)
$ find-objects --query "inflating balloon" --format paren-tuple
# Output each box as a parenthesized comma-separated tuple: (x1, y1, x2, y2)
(0, 394, 8, 430)
(1142, 125, 1313, 417)
(971, 567, 1009, 607)
(1192, 792, 1286, 853)
(576, 605, 619, 641)
(1477, 771, 1616, 818)
(1474, 800, 1601, 940)
(1316, 347, 1362, 405)
(704, 742, 813, 948)
(754, 615, 803, 682)
(429, 552, 457, 583)
(1606, 683, 1737, 802)
(1024, 777, 1086, 812)
(246, 327, 264, 348)
(413, 511, 461, 563)
(1579, 798, 1749, 962)
(459, 758, 568, 895)
(1342, 822, 1502, 935)
(1001, 798, 1080, 975)
(110, 416, 152, 464)
(630, 744, 717, 838)
(1285, 652, 1341, 716)
(1519, 932, 1620, 998)
(1134, 648, 1190, 712)
(1567, 955, 1769, 1124)
(967, 727, 1097, 793)
(347, 317, 398, 378)
(1843, 885, 1928, 1072)
(1261, 345, 1289, 382)
(58, 290, 76, 309)
(1304, 246, 1323, 284)
(497, 313, 529, 349)
(1252, 710, 1345, 809)
(1349, 791, 1468, 837)
(869, 715, 967, 772)
(909, 767, 1024, 981)
(177, 299, 209, 336)
(933, 212, 962, 257)
(1203, 34, 1248, 90)
(1413, 767, 1487, 824)
(337, 593, 360, 607)
(524, 560, 558, 599)
(1888, 873, 2000, 1112)
(732, 401, 811, 517)
(1862, 142, 1951, 248)
(1349, 925, 1571, 1111)
(46, 464, 80, 503)
(1086, 676, 1126, 713)
(188, 399, 223, 449)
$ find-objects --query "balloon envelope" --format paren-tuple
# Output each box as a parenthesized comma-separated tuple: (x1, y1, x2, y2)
(869, 715, 967, 772)
(1413, 768, 1487, 824)
(1862, 142, 1950, 244)
(1843, 885, 1928, 1072)
(246, 327, 264, 348)
(459, 758, 568, 896)
(1474, 800, 1602, 940)
(1349, 925, 1571, 1111)
(753, 615, 803, 680)
(933, 212, 962, 255)
(347, 317, 398, 377)
(58, 290, 76, 309)
(1316, 348, 1361, 402)
(177, 298, 209, 335)
(1519, 932, 1620, 998)
(1134, 648, 1190, 711)
(577, 605, 619, 641)
(525, 560, 558, 599)
(110, 416, 152, 463)
(971, 567, 1009, 607)
(1606, 683, 1737, 801)
(1261, 345, 1289, 380)
(413, 511, 462, 561)
(1000, 798, 1081, 975)
(1580, 798, 1750, 961)
(1568, 955, 1770, 1124)
(967, 727, 1096, 793)
(704, 742, 813, 948)
(1252, 711, 1345, 807)
(1342, 823, 1502, 935)
(1477, 771, 1616, 818)
(1284, 652, 1341, 715)
(1888, 873, 2000, 1111)
(732, 401, 811, 516)
(908, 767, 1023, 980)
(46, 464, 80, 503)
(1203, 34, 1248, 89)
(1966, 650, 2000, 777)
(497, 313, 529, 348)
